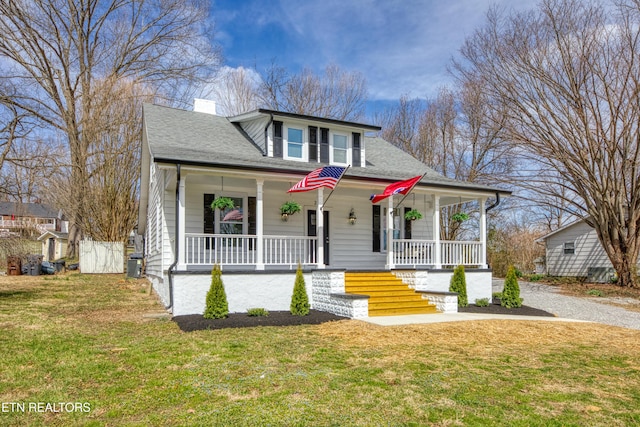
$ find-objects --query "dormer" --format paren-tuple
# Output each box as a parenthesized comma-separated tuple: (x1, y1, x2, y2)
(228, 109, 381, 168)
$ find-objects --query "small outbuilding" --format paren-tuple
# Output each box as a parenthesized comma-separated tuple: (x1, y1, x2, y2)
(38, 230, 69, 261)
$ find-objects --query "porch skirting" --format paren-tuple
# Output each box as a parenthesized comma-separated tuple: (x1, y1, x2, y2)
(148, 268, 492, 317)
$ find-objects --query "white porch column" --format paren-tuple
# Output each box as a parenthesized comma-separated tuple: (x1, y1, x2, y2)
(386, 195, 395, 269)
(479, 197, 488, 268)
(177, 173, 187, 269)
(433, 195, 441, 268)
(316, 187, 325, 268)
(256, 179, 265, 270)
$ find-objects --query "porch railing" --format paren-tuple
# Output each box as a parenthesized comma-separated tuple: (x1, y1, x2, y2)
(185, 234, 317, 266)
(394, 239, 482, 267)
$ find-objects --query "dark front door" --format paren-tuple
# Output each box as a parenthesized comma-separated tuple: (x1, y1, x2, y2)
(307, 210, 330, 265)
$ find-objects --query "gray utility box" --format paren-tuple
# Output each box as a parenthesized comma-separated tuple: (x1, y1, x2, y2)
(126, 253, 143, 278)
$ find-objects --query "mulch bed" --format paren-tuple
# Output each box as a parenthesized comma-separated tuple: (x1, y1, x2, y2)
(459, 302, 555, 317)
(174, 303, 555, 332)
(173, 309, 348, 332)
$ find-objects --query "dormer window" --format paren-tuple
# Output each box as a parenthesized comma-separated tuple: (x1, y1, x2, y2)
(286, 127, 304, 159)
(332, 133, 348, 164)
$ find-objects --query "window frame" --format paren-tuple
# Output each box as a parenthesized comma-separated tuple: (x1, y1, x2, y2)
(331, 131, 350, 165)
(563, 241, 575, 255)
(284, 125, 305, 161)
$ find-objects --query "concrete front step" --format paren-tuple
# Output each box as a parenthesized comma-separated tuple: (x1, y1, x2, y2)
(369, 305, 439, 316)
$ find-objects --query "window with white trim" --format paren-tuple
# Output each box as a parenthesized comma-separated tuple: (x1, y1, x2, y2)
(332, 133, 348, 164)
(286, 127, 304, 160)
(563, 241, 575, 255)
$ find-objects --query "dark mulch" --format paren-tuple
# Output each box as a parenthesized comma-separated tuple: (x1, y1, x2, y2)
(174, 303, 555, 331)
(459, 301, 555, 317)
(173, 309, 349, 332)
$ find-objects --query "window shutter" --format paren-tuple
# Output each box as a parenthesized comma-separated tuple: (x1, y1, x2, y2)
(273, 121, 283, 158)
(372, 205, 381, 252)
(404, 207, 412, 239)
(352, 132, 361, 167)
(320, 127, 329, 163)
(309, 126, 318, 162)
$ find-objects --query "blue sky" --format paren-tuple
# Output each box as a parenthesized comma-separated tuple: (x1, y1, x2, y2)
(211, 0, 538, 105)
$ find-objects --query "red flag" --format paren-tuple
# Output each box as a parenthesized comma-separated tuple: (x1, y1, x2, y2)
(288, 166, 346, 193)
(370, 175, 422, 204)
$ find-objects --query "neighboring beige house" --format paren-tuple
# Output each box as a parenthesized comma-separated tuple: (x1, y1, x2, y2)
(536, 219, 618, 282)
(138, 102, 511, 317)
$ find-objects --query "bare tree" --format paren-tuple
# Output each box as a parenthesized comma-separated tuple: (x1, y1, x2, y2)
(378, 84, 512, 240)
(0, 138, 63, 203)
(258, 64, 367, 121)
(0, 0, 220, 257)
(454, 0, 640, 287)
(212, 67, 262, 116)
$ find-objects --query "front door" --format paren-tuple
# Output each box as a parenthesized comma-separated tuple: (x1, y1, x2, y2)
(307, 210, 330, 265)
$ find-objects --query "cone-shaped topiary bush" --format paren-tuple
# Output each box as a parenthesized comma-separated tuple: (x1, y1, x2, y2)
(203, 264, 228, 319)
(290, 264, 310, 316)
(449, 265, 468, 307)
(501, 265, 523, 308)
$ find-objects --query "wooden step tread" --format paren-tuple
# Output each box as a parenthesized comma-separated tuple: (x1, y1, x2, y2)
(369, 301, 435, 310)
(369, 306, 439, 316)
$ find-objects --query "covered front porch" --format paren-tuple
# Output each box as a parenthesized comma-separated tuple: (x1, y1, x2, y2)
(170, 167, 491, 272)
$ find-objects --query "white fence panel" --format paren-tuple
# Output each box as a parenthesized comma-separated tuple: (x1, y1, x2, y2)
(79, 240, 124, 274)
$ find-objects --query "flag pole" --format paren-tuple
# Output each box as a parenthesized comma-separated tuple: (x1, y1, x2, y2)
(393, 172, 427, 213)
(321, 165, 350, 209)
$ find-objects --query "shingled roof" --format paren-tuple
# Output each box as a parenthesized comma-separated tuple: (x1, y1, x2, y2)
(142, 103, 510, 195)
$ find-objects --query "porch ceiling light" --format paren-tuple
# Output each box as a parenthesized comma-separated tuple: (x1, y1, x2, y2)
(348, 208, 357, 225)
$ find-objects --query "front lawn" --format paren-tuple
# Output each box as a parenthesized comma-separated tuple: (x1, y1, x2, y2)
(1, 273, 639, 426)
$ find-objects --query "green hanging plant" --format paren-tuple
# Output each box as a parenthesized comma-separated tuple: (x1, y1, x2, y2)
(280, 201, 302, 216)
(404, 209, 423, 221)
(211, 197, 235, 211)
(451, 212, 470, 222)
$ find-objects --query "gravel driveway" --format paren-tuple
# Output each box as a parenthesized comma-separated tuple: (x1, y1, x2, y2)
(492, 279, 640, 330)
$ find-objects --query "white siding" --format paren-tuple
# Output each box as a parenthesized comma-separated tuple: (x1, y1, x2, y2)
(545, 221, 611, 277)
(238, 117, 269, 154)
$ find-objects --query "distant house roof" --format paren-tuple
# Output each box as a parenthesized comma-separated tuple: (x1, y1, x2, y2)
(0, 202, 62, 219)
(535, 218, 590, 243)
(37, 230, 69, 241)
(142, 103, 511, 195)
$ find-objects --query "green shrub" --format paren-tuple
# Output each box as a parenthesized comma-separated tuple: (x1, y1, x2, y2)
(501, 266, 523, 308)
(492, 291, 503, 300)
(527, 273, 545, 282)
(449, 265, 468, 307)
(247, 307, 269, 317)
(290, 264, 310, 316)
(203, 264, 228, 319)
(587, 289, 604, 297)
(475, 298, 490, 307)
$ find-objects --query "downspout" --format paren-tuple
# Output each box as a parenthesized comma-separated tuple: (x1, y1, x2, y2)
(485, 192, 501, 213)
(166, 163, 181, 310)
(263, 114, 273, 156)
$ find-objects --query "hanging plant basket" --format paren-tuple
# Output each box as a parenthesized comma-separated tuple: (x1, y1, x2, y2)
(211, 197, 235, 211)
(280, 201, 302, 221)
(404, 209, 423, 221)
(451, 212, 470, 222)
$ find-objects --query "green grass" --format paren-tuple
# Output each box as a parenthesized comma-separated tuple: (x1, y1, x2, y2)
(1, 274, 640, 426)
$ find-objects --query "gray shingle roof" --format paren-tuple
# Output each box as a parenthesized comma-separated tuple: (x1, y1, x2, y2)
(143, 103, 509, 195)
(0, 202, 61, 218)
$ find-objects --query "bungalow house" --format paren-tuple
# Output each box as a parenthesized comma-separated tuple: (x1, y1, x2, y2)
(138, 101, 511, 318)
(536, 219, 621, 283)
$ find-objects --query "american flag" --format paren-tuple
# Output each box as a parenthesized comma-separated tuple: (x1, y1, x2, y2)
(288, 166, 346, 193)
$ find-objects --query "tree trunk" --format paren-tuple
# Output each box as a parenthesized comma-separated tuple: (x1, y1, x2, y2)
(607, 246, 639, 288)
